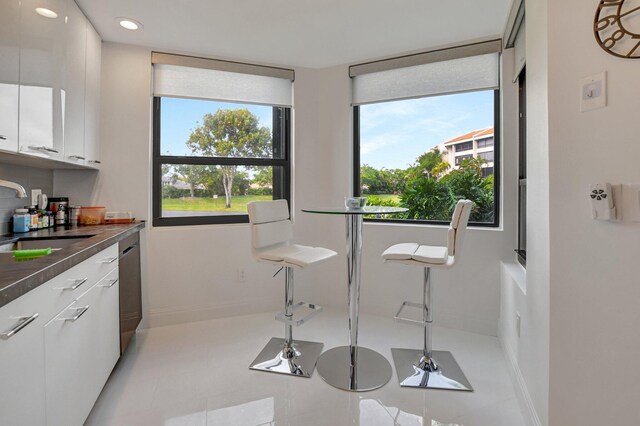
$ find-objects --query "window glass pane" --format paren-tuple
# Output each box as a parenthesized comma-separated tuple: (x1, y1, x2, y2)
(478, 151, 494, 162)
(477, 137, 494, 148)
(160, 165, 279, 218)
(358, 90, 496, 224)
(160, 98, 277, 158)
(454, 141, 473, 152)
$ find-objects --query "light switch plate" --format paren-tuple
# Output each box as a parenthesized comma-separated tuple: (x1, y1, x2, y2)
(580, 72, 607, 112)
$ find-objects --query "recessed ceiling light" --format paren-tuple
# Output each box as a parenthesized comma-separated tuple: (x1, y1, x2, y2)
(35, 8, 58, 18)
(116, 17, 143, 31)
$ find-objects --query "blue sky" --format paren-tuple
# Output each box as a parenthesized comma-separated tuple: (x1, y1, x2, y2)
(161, 91, 494, 169)
(160, 98, 273, 156)
(360, 90, 494, 170)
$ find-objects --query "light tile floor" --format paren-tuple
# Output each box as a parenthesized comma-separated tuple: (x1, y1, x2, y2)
(86, 309, 525, 426)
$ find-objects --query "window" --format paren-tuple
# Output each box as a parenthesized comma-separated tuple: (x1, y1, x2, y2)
(151, 53, 293, 226)
(478, 151, 494, 162)
(455, 154, 474, 165)
(455, 141, 473, 152)
(517, 67, 527, 266)
(351, 40, 501, 226)
(477, 137, 494, 148)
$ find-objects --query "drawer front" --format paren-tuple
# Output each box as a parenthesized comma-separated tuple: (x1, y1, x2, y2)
(44, 268, 120, 426)
(43, 243, 119, 315)
(0, 284, 48, 426)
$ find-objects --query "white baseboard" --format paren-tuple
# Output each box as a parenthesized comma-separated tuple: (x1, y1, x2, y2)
(499, 334, 543, 426)
(143, 297, 281, 329)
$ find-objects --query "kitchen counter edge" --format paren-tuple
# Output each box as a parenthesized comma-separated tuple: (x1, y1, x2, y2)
(0, 222, 145, 308)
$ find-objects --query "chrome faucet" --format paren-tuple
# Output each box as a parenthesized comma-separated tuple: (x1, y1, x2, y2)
(0, 180, 27, 198)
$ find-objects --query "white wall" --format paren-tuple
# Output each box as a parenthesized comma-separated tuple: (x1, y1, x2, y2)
(545, 1, 640, 424)
(56, 41, 519, 337)
(502, 0, 640, 424)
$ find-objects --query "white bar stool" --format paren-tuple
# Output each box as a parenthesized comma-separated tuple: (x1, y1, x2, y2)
(247, 200, 337, 378)
(381, 199, 474, 391)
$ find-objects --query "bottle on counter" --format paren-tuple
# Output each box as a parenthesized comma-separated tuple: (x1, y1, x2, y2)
(12, 208, 30, 233)
(37, 210, 45, 229)
(28, 206, 39, 231)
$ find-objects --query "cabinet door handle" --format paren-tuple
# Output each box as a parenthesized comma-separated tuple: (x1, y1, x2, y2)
(58, 306, 89, 322)
(68, 155, 86, 160)
(0, 135, 7, 140)
(99, 278, 118, 288)
(28, 145, 59, 154)
(88, 160, 101, 164)
(96, 256, 117, 264)
(55, 277, 88, 291)
(1, 313, 39, 340)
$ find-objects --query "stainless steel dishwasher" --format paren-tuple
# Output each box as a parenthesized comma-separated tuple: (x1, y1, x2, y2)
(119, 232, 142, 354)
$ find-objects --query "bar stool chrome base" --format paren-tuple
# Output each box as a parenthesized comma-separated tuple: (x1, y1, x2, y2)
(249, 337, 323, 378)
(391, 348, 473, 391)
(317, 345, 392, 391)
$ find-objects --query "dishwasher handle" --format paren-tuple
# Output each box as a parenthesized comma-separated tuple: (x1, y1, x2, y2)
(120, 243, 138, 258)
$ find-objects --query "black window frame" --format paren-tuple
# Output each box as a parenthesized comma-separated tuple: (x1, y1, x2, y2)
(152, 97, 291, 227)
(516, 67, 527, 267)
(353, 89, 501, 228)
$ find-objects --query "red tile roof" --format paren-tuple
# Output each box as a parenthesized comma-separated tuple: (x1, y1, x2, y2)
(444, 127, 494, 145)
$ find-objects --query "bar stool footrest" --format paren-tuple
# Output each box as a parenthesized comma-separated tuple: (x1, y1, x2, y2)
(276, 302, 322, 326)
(394, 301, 427, 326)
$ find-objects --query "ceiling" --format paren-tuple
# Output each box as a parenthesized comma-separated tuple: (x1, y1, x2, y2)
(76, 0, 512, 69)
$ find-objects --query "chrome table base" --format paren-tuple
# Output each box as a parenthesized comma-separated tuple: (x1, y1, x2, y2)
(249, 337, 323, 378)
(316, 345, 392, 391)
(391, 348, 473, 391)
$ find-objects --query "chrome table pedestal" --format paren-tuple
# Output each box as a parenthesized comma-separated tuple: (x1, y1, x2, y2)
(303, 206, 406, 391)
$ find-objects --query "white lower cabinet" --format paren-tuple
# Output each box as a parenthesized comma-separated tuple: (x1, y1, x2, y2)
(0, 285, 48, 426)
(44, 268, 119, 426)
(0, 243, 120, 426)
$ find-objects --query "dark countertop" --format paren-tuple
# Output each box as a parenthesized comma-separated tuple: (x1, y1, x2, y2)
(0, 222, 145, 308)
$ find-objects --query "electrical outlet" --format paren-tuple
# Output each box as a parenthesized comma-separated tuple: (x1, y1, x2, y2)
(237, 268, 245, 282)
(515, 312, 521, 338)
(31, 189, 41, 207)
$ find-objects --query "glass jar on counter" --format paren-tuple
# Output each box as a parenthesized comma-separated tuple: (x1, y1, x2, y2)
(12, 209, 30, 233)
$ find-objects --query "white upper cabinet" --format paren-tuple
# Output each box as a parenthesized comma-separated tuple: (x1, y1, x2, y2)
(0, 0, 20, 152)
(84, 21, 101, 168)
(19, 0, 66, 161)
(63, 0, 87, 166)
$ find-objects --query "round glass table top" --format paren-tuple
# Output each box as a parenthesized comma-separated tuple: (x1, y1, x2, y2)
(302, 206, 408, 215)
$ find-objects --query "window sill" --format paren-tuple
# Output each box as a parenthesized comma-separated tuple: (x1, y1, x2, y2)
(501, 260, 526, 295)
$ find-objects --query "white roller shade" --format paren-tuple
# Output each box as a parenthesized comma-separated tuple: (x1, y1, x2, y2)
(152, 53, 293, 107)
(352, 52, 500, 105)
(513, 21, 526, 82)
